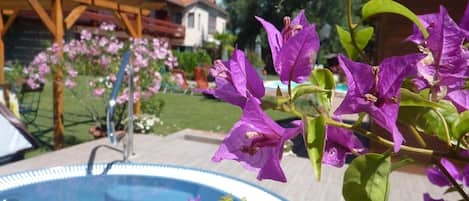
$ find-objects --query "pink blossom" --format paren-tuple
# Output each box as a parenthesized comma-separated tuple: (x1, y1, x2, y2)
(38, 63, 50, 74)
(109, 73, 117, 82)
(100, 56, 111, 66)
(93, 88, 106, 97)
(67, 68, 78, 78)
(26, 78, 40, 89)
(65, 79, 77, 88)
(100, 22, 116, 31)
(80, 29, 92, 40)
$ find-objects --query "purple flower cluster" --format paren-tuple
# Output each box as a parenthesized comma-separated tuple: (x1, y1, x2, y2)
(424, 158, 469, 201)
(407, 5, 469, 112)
(24, 23, 177, 104)
(211, 12, 366, 182)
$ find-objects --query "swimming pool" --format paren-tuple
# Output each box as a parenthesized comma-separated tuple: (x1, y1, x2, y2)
(0, 163, 287, 201)
(264, 80, 348, 93)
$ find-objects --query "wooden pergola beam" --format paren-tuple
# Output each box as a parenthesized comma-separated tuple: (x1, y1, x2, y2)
(27, 0, 57, 37)
(65, 5, 87, 30)
(2, 10, 18, 36)
(118, 12, 137, 38)
(73, 0, 151, 16)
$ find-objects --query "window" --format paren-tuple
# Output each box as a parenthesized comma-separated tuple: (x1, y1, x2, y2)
(188, 13, 194, 28)
(173, 12, 182, 24)
(209, 13, 216, 34)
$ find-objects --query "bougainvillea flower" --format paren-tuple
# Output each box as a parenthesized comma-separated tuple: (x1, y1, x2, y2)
(446, 90, 469, 112)
(210, 49, 265, 108)
(256, 10, 320, 84)
(334, 54, 424, 152)
(322, 117, 367, 167)
(423, 193, 444, 201)
(212, 98, 302, 182)
(407, 6, 468, 95)
(463, 165, 469, 186)
(460, 1, 469, 37)
(426, 158, 462, 187)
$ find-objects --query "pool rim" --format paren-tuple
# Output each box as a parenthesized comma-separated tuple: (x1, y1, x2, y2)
(0, 162, 288, 201)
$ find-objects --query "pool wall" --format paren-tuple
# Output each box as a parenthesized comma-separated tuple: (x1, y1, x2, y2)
(0, 163, 287, 201)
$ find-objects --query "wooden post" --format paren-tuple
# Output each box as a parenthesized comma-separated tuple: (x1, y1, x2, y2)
(52, 0, 65, 149)
(134, 9, 142, 114)
(0, 10, 4, 84)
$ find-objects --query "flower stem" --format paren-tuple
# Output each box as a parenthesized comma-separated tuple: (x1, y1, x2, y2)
(325, 118, 469, 164)
(406, 123, 427, 148)
(435, 161, 469, 201)
(325, 118, 434, 156)
(432, 108, 452, 147)
(346, 0, 371, 63)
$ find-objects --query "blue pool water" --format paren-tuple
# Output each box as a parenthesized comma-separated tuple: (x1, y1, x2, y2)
(0, 164, 287, 201)
(264, 80, 348, 93)
(1, 175, 229, 201)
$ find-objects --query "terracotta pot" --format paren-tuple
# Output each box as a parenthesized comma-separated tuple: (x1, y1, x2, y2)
(89, 126, 126, 139)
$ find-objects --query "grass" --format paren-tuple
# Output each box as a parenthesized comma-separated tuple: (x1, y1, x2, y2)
(24, 79, 294, 158)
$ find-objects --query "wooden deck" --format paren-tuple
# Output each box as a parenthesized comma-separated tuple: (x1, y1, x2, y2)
(0, 129, 456, 200)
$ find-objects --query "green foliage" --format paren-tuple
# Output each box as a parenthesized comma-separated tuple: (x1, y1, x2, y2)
(174, 50, 212, 77)
(311, 68, 336, 100)
(223, 0, 366, 64)
(336, 26, 374, 60)
(361, 0, 428, 38)
(399, 89, 452, 110)
(141, 97, 165, 117)
(304, 115, 326, 180)
(343, 153, 391, 201)
(4, 61, 25, 85)
(398, 101, 459, 142)
(291, 85, 328, 103)
(452, 111, 469, 140)
(245, 49, 265, 68)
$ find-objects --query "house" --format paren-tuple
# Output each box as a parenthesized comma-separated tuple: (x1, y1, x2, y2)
(164, 0, 228, 50)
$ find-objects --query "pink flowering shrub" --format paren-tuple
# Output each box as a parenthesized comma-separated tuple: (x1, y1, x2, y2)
(24, 23, 178, 128)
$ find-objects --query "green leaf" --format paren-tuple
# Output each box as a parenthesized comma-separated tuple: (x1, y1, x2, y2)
(400, 88, 451, 110)
(304, 115, 326, 181)
(362, 0, 428, 38)
(336, 26, 374, 60)
(398, 102, 459, 142)
(391, 157, 414, 172)
(343, 153, 391, 201)
(291, 84, 329, 102)
(452, 111, 469, 140)
(311, 68, 336, 99)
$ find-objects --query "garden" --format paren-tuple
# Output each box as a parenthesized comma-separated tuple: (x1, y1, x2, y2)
(0, 0, 469, 201)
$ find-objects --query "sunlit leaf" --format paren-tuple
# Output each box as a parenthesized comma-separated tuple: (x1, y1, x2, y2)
(343, 153, 391, 201)
(336, 26, 374, 60)
(400, 88, 452, 110)
(362, 0, 428, 38)
(304, 115, 326, 181)
(452, 111, 469, 140)
(311, 68, 336, 99)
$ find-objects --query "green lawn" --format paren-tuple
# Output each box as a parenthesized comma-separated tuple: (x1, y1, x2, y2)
(25, 80, 293, 158)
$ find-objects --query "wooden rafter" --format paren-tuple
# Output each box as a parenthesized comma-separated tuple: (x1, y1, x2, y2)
(136, 9, 142, 38)
(119, 12, 137, 38)
(65, 5, 87, 30)
(27, 0, 57, 37)
(2, 10, 18, 36)
(72, 0, 151, 15)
